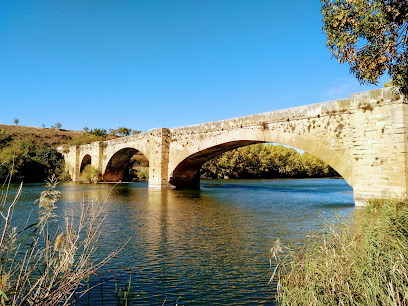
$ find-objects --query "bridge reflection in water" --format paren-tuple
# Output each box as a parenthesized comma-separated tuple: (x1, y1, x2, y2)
(52, 178, 354, 304)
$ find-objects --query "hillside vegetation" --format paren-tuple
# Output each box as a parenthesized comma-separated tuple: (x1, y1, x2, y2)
(0, 124, 132, 182)
(0, 125, 86, 182)
(0, 124, 84, 147)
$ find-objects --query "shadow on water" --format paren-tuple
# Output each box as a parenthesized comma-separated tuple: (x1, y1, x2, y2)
(8, 178, 354, 305)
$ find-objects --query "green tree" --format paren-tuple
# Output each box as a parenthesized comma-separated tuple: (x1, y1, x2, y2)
(83, 127, 89, 132)
(321, 0, 408, 96)
(0, 141, 64, 182)
(54, 122, 62, 129)
(90, 128, 107, 137)
(116, 127, 132, 136)
(13, 118, 19, 125)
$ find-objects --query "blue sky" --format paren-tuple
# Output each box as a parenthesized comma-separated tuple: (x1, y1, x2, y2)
(0, 1, 387, 132)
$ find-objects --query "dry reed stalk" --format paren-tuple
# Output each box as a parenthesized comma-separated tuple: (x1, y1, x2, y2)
(0, 175, 122, 305)
(272, 199, 408, 305)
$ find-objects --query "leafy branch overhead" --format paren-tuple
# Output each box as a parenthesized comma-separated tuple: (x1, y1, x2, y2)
(321, 0, 408, 96)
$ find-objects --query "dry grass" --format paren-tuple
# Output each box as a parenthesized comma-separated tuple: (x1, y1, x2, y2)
(0, 124, 120, 148)
(0, 124, 83, 147)
(271, 198, 408, 305)
(0, 175, 122, 305)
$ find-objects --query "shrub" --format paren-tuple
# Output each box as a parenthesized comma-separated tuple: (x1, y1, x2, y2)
(81, 164, 100, 183)
(91, 128, 107, 137)
(0, 129, 12, 149)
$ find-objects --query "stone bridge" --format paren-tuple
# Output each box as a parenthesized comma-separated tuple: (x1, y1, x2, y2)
(59, 88, 408, 205)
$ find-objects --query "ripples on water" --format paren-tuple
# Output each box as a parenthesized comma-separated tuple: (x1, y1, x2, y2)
(7, 178, 354, 305)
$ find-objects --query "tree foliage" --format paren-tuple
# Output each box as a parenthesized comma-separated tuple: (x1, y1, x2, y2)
(201, 144, 338, 179)
(321, 0, 408, 96)
(90, 128, 107, 137)
(81, 164, 100, 183)
(0, 129, 12, 150)
(116, 127, 132, 136)
(0, 141, 65, 182)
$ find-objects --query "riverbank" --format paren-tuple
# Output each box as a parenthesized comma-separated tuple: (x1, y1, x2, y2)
(274, 198, 408, 305)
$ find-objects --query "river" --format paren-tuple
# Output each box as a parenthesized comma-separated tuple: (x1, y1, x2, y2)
(6, 178, 354, 305)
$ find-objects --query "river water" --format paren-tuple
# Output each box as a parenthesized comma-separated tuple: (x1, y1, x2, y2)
(6, 178, 354, 305)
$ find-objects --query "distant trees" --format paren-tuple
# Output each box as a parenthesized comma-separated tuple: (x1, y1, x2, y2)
(51, 123, 62, 129)
(83, 127, 89, 132)
(90, 128, 107, 137)
(108, 129, 116, 136)
(201, 144, 338, 179)
(116, 127, 132, 136)
(13, 118, 19, 126)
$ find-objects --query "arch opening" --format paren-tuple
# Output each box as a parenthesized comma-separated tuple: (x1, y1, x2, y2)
(169, 135, 352, 189)
(200, 143, 339, 180)
(169, 141, 263, 188)
(103, 148, 149, 182)
(80, 154, 92, 175)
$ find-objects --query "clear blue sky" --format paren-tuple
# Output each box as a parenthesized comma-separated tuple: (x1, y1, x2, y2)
(0, 1, 387, 132)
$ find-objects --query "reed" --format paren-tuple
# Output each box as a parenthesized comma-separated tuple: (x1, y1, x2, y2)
(271, 198, 408, 305)
(0, 175, 121, 305)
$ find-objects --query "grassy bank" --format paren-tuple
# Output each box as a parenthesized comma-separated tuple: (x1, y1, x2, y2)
(272, 198, 408, 305)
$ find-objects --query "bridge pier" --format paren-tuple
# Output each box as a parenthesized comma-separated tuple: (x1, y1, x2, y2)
(147, 128, 174, 189)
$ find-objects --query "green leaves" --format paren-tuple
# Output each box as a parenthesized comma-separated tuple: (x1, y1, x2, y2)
(321, 0, 408, 96)
(0, 141, 64, 182)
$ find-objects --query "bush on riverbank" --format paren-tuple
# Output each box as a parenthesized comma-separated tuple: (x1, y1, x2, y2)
(82, 164, 100, 183)
(272, 198, 408, 305)
(0, 140, 66, 182)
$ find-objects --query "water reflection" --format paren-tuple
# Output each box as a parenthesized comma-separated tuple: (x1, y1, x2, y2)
(8, 179, 354, 305)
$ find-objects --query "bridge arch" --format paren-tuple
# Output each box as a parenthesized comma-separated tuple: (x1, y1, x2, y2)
(169, 129, 353, 188)
(79, 154, 92, 174)
(103, 147, 149, 182)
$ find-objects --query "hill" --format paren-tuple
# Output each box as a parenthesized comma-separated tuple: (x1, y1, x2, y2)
(0, 124, 84, 147)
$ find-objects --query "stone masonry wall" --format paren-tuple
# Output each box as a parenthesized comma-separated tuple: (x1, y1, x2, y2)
(60, 87, 407, 205)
